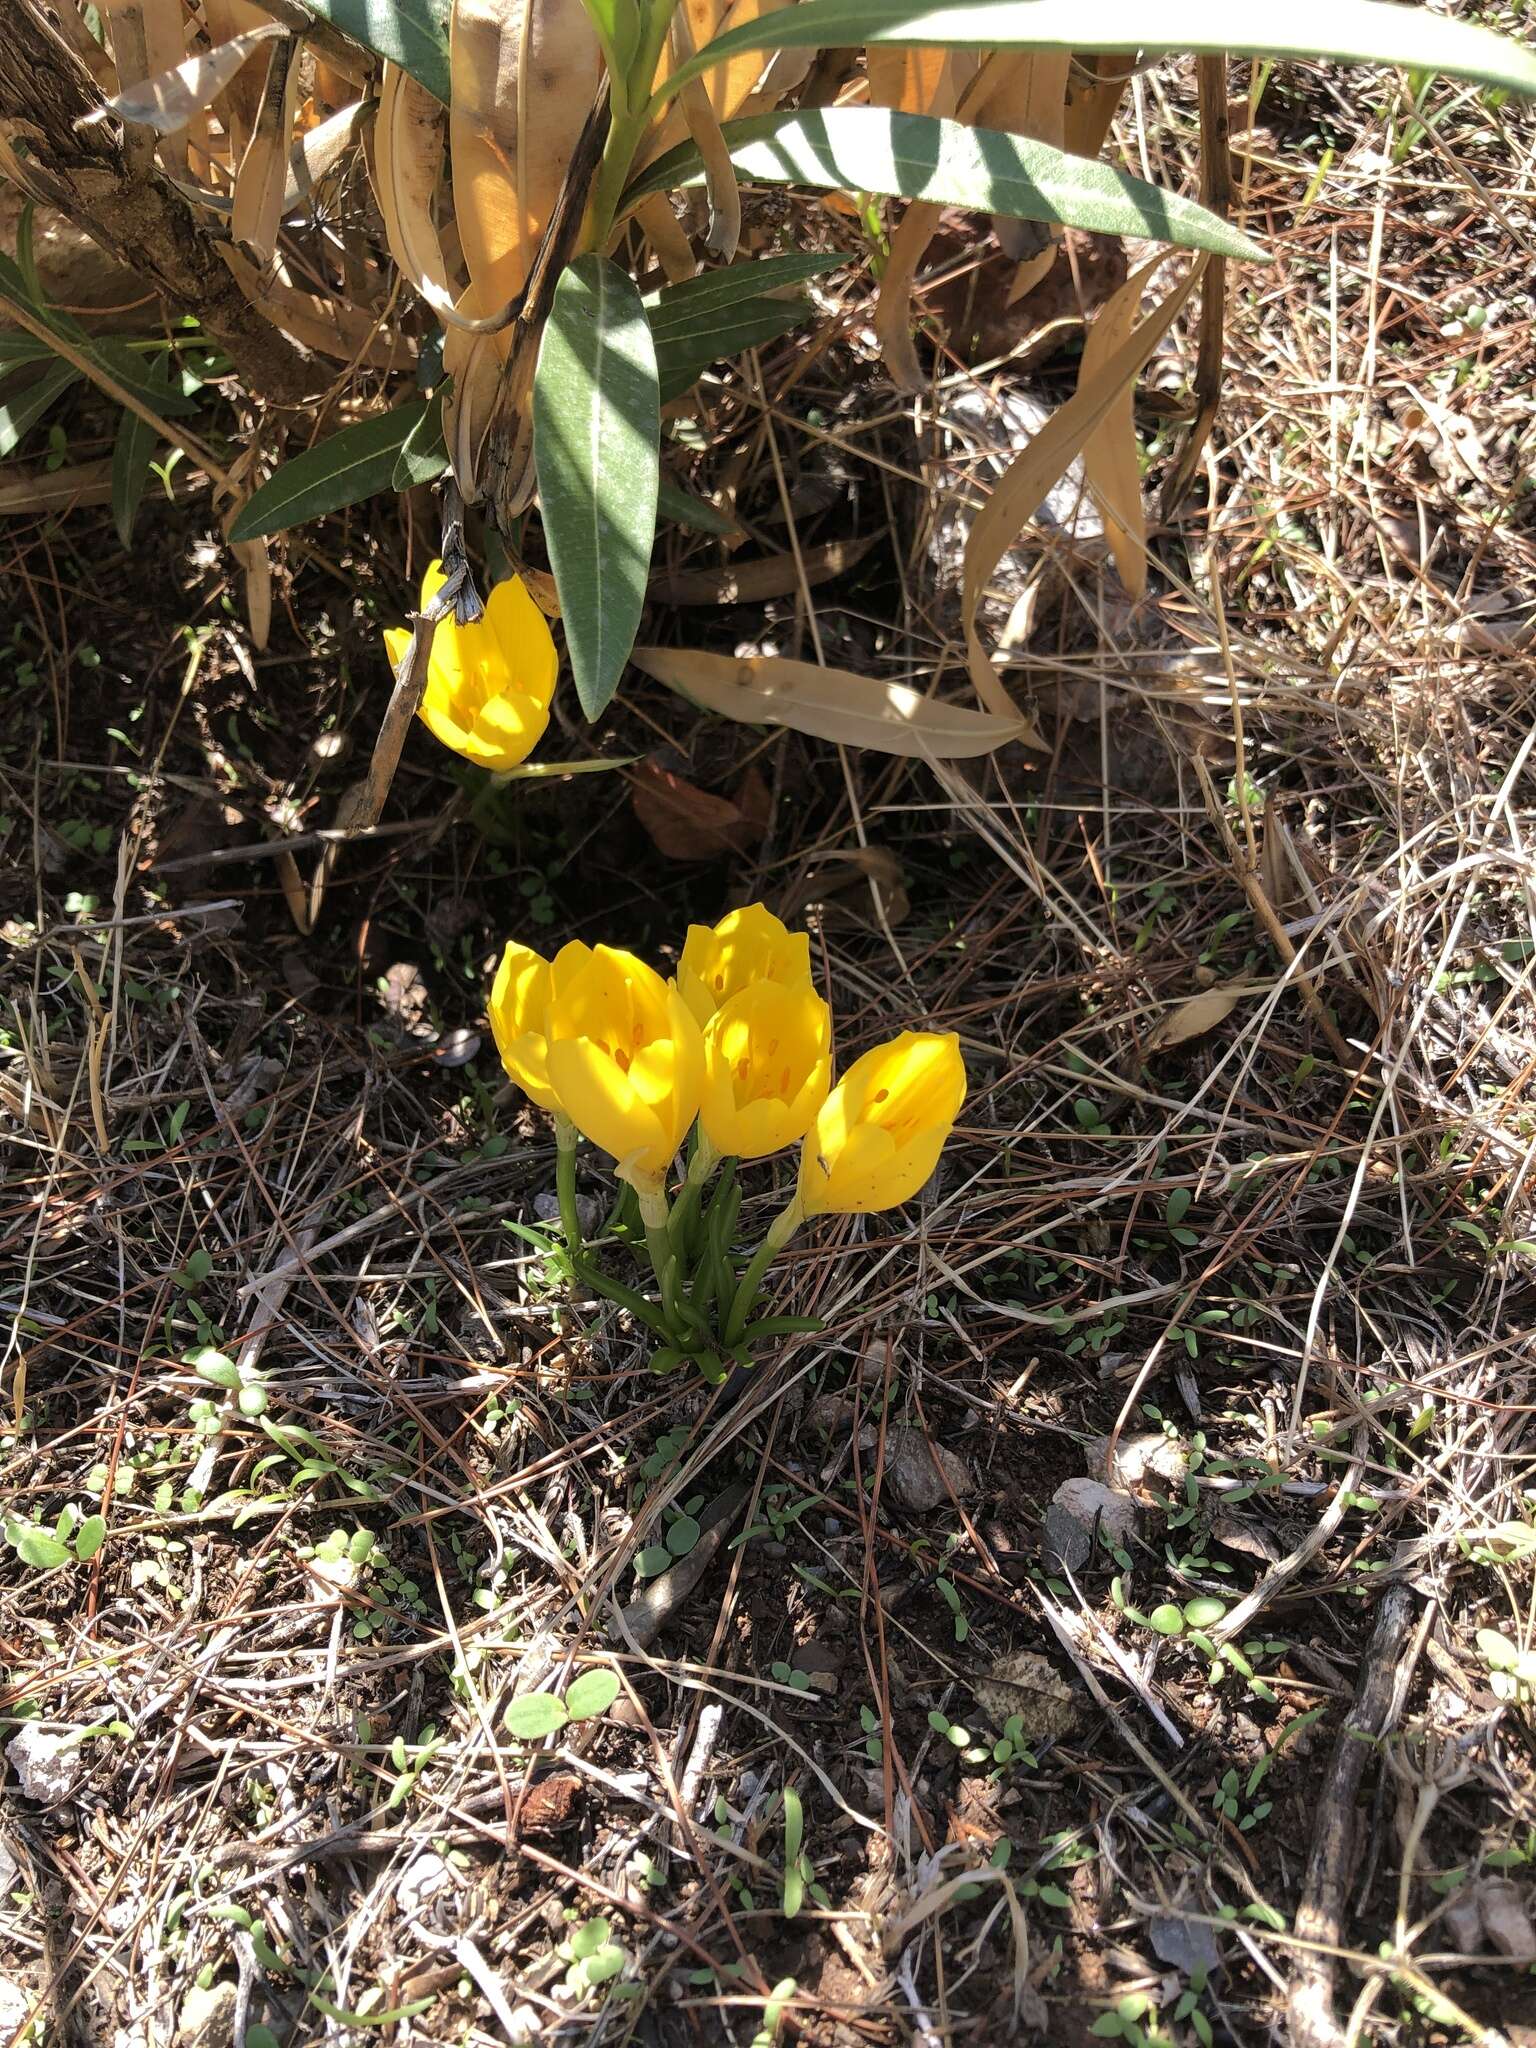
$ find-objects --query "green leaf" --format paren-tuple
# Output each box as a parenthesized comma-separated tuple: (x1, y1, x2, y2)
(666, 0, 1536, 104)
(1182, 1596, 1227, 1628)
(503, 1692, 570, 1739)
(657, 477, 736, 536)
(111, 360, 167, 547)
(666, 1513, 701, 1557)
(74, 1514, 107, 1562)
(1149, 1603, 1186, 1636)
(570, 1916, 611, 1960)
(563, 1668, 621, 1721)
(783, 1783, 803, 1866)
(628, 109, 1264, 261)
(229, 399, 428, 540)
(533, 253, 660, 721)
(303, 0, 451, 104)
(582, 1943, 626, 1984)
(0, 359, 80, 460)
(0, 252, 197, 415)
(16, 1528, 71, 1570)
(655, 296, 818, 402)
(391, 382, 449, 489)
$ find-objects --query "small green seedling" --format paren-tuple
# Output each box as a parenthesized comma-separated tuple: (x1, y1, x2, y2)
(503, 1666, 622, 1740)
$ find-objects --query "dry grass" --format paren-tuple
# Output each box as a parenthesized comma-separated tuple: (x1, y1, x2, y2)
(5, 40, 1536, 2048)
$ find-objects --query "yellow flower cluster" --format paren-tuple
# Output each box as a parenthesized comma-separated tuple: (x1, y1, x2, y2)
(384, 561, 557, 774)
(489, 904, 966, 1215)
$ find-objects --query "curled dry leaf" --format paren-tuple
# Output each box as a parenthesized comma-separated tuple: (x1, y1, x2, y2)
(780, 846, 909, 930)
(648, 531, 875, 604)
(629, 644, 1036, 760)
(204, 0, 277, 161)
(961, 257, 1203, 727)
(232, 33, 304, 262)
(99, 23, 284, 132)
(373, 62, 510, 332)
(630, 756, 770, 860)
(1078, 255, 1170, 599)
(1145, 985, 1242, 1052)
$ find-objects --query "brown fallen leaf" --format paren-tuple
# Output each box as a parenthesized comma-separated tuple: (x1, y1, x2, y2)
(630, 757, 770, 860)
(779, 846, 909, 930)
(1146, 986, 1243, 1052)
(649, 531, 877, 605)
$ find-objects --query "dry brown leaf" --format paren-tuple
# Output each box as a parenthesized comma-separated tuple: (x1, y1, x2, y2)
(1146, 986, 1242, 1051)
(962, 258, 1203, 726)
(866, 48, 951, 114)
(204, 0, 274, 163)
(1078, 255, 1166, 599)
(630, 757, 770, 860)
(373, 62, 511, 332)
(100, 22, 282, 133)
(670, 5, 741, 258)
(0, 461, 115, 514)
(633, 193, 698, 283)
(1063, 51, 1134, 158)
(638, 0, 791, 172)
(232, 32, 302, 262)
(779, 846, 909, 929)
(630, 645, 1036, 760)
(448, 0, 602, 358)
(218, 245, 402, 368)
(286, 97, 368, 209)
(648, 531, 875, 604)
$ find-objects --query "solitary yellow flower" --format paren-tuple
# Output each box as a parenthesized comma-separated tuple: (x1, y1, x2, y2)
(700, 980, 832, 1161)
(384, 558, 557, 772)
(798, 1031, 966, 1215)
(678, 904, 812, 1027)
(488, 938, 588, 1112)
(545, 946, 703, 1189)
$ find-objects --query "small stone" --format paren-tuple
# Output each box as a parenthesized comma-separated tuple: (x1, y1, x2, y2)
(6, 1723, 85, 1804)
(1086, 1432, 1189, 1494)
(973, 1650, 1079, 1744)
(790, 1640, 842, 1695)
(1150, 1911, 1222, 1978)
(0, 1978, 32, 2039)
(882, 1428, 974, 1513)
(0, 1834, 19, 1891)
(533, 1191, 602, 1235)
(176, 1979, 236, 2048)
(1042, 1478, 1140, 1573)
(397, 1851, 455, 1919)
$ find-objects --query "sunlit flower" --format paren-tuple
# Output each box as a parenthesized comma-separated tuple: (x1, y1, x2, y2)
(678, 904, 812, 1028)
(798, 1031, 966, 1215)
(545, 945, 703, 1189)
(488, 938, 587, 1112)
(700, 980, 831, 1160)
(384, 558, 557, 771)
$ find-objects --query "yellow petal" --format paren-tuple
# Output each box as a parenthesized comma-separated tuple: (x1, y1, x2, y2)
(484, 574, 560, 709)
(383, 626, 412, 674)
(466, 691, 547, 770)
(547, 1037, 668, 1174)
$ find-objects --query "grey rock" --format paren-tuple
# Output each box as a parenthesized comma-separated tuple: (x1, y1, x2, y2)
(1042, 1478, 1140, 1573)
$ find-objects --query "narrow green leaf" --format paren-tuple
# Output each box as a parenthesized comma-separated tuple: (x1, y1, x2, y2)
(111, 355, 169, 546)
(563, 1668, 621, 1721)
(302, 0, 450, 104)
(503, 1692, 570, 1739)
(0, 251, 198, 416)
(390, 382, 449, 489)
(783, 1783, 803, 1865)
(626, 109, 1266, 262)
(229, 399, 428, 540)
(644, 248, 844, 321)
(657, 478, 736, 536)
(0, 359, 80, 460)
(665, 0, 1536, 104)
(655, 297, 818, 402)
(533, 253, 660, 721)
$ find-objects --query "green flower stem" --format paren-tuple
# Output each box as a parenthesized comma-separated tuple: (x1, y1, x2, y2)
(635, 1182, 688, 1333)
(724, 1196, 803, 1346)
(583, 0, 678, 254)
(553, 1111, 583, 1257)
(668, 1129, 720, 1260)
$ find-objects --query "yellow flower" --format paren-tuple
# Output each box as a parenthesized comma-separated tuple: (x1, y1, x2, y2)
(798, 1031, 966, 1215)
(487, 938, 589, 1113)
(545, 945, 703, 1188)
(678, 904, 812, 1027)
(700, 980, 832, 1160)
(384, 558, 557, 772)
